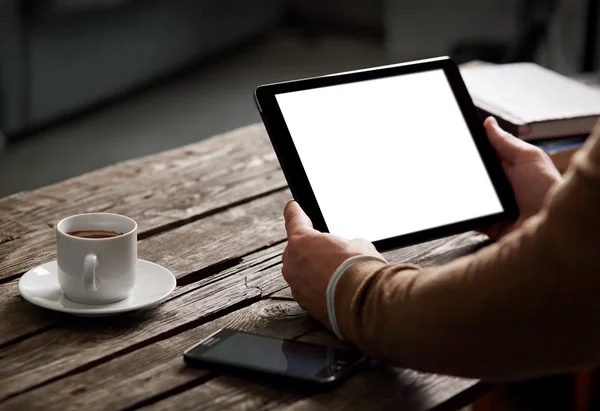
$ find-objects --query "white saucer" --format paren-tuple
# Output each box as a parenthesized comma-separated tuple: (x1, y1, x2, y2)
(18, 259, 176, 317)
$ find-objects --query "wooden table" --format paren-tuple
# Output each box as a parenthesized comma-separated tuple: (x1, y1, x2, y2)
(0, 124, 492, 410)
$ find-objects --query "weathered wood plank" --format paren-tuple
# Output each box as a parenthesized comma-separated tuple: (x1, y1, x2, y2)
(0, 228, 486, 348)
(0, 124, 286, 282)
(270, 287, 293, 300)
(0, 233, 490, 408)
(138, 329, 482, 411)
(0, 221, 488, 357)
(278, 373, 480, 411)
(0, 243, 288, 402)
(0, 124, 273, 236)
(0, 169, 286, 283)
(0, 194, 487, 349)
(132, 235, 492, 411)
(384, 232, 490, 268)
(136, 189, 288, 280)
(0, 232, 490, 408)
(142, 375, 304, 411)
(278, 340, 481, 411)
(0, 189, 290, 395)
(0, 295, 484, 411)
(0, 280, 63, 349)
(0, 189, 291, 347)
(0, 297, 316, 411)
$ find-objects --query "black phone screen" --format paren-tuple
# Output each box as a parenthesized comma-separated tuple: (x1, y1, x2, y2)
(185, 329, 364, 381)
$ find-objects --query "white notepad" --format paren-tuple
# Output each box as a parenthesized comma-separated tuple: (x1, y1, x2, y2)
(460, 63, 600, 140)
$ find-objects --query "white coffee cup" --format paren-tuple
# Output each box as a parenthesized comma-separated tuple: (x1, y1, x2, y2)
(56, 213, 137, 304)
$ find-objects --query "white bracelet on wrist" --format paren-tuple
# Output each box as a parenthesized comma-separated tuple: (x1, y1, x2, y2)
(326, 255, 387, 340)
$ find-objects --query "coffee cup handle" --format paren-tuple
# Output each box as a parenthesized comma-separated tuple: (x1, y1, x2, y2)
(83, 254, 98, 292)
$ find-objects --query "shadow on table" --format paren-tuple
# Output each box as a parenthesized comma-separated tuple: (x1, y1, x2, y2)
(62, 308, 161, 331)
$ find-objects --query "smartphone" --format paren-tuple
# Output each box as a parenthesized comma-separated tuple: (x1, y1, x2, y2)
(183, 328, 365, 386)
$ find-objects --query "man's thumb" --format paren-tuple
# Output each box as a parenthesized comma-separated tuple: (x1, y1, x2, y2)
(284, 201, 314, 235)
(484, 117, 532, 163)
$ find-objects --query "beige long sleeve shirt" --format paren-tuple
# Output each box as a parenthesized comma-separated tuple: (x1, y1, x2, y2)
(334, 123, 600, 381)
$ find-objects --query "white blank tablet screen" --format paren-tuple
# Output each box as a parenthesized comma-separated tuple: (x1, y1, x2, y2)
(275, 69, 503, 242)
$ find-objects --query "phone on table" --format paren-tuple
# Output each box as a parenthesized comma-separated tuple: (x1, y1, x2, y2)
(183, 328, 365, 386)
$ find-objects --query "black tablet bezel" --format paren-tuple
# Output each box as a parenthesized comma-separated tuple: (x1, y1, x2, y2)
(254, 56, 518, 251)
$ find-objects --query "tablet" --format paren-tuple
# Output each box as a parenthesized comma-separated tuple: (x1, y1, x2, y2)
(254, 57, 518, 251)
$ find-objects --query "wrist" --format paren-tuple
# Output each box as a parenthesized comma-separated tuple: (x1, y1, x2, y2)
(326, 255, 387, 340)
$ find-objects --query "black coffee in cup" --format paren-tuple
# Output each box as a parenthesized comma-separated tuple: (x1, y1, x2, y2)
(68, 230, 123, 239)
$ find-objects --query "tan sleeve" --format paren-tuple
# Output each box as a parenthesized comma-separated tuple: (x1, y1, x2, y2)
(335, 122, 600, 381)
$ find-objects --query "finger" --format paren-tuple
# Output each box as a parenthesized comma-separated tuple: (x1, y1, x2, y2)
(484, 117, 535, 163)
(284, 200, 314, 236)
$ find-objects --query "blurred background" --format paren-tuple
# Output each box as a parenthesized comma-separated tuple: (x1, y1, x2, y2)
(0, 0, 597, 196)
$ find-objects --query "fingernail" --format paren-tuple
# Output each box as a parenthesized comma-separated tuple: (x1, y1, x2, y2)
(488, 117, 498, 127)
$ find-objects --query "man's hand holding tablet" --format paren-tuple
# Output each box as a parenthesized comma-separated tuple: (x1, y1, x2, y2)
(481, 117, 562, 240)
(255, 56, 527, 332)
(281, 199, 385, 327)
(280, 116, 561, 332)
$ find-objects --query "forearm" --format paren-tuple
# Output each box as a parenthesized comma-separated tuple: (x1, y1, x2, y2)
(336, 225, 586, 380)
(335, 128, 600, 380)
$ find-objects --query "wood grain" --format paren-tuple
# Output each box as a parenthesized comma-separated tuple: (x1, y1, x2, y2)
(0, 298, 317, 411)
(0, 189, 291, 348)
(0, 124, 286, 282)
(383, 232, 489, 267)
(0, 231, 489, 408)
(142, 375, 304, 411)
(0, 168, 285, 283)
(278, 372, 480, 411)
(139, 328, 483, 411)
(134, 234, 491, 411)
(0, 242, 288, 401)
(0, 297, 484, 411)
(0, 279, 62, 348)
(0, 124, 273, 235)
(279, 341, 481, 411)
(0, 222, 488, 402)
(137, 189, 289, 280)
(0, 185, 486, 350)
